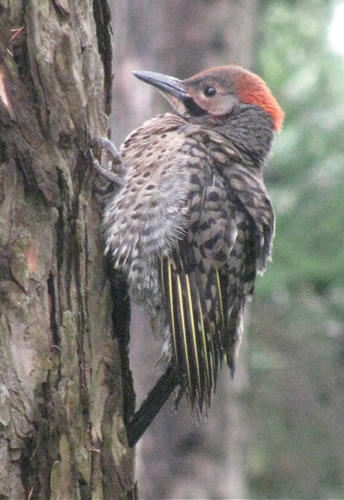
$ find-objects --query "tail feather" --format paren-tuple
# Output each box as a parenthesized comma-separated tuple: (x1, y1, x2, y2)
(175, 272, 194, 400)
(224, 296, 245, 376)
(161, 256, 226, 414)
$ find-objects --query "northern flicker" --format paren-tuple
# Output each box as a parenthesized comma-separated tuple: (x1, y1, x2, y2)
(91, 66, 284, 445)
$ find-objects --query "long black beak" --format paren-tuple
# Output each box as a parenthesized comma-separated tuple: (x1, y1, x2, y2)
(132, 70, 188, 101)
(133, 70, 206, 117)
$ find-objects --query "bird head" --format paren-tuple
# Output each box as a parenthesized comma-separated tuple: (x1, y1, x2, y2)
(133, 65, 284, 133)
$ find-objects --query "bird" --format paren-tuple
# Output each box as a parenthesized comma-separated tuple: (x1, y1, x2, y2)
(93, 65, 284, 444)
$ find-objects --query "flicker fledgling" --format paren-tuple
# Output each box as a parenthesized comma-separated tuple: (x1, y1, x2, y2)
(94, 65, 284, 444)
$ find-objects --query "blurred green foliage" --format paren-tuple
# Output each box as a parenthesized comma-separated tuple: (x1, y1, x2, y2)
(248, 1, 344, 498)
(258, 0, 344, 295)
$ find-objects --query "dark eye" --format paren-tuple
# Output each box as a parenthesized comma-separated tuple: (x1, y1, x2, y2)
(203, 86, 216, 97)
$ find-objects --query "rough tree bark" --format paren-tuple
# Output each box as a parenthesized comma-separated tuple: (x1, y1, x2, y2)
(0, 1, 135, 499)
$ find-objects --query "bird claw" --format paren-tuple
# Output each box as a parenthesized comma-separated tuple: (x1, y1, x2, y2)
(89, 137, 124, 185)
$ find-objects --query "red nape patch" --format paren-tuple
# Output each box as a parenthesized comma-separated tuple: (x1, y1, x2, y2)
(231, 68, 285, 132)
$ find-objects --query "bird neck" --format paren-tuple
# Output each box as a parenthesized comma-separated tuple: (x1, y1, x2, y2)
(189, 104, 275, 167)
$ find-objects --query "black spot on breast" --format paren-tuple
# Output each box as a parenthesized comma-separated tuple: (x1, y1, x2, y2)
(199, 220, 210, 231)
(208, 191, 221, 202)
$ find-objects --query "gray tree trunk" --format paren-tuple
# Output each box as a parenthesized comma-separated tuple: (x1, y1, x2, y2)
(0, 1, 135, 498)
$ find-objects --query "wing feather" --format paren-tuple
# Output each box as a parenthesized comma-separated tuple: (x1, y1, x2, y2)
(160, 138, 274, 414)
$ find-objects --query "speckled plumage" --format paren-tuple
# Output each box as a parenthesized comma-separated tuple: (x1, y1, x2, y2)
(102, 66, 284, 416)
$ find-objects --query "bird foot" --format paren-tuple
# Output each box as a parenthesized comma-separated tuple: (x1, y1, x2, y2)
(89, 137, 124, 186)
